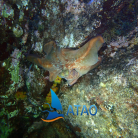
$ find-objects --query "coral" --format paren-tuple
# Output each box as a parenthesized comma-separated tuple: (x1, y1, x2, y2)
(8, 110, 19, 119)
(13, 24, 23, 37)
(59, 42, 138, 137)
(54, 75, 62, 84)
(8, 49, 24, 91)
(1, 2, 14, 18)
(15, 91, 27, 100)
(103, 27, 138, 57)
(0, 119, 13, 138)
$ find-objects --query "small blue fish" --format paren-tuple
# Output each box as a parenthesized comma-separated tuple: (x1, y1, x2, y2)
(88, 0, 94, 5)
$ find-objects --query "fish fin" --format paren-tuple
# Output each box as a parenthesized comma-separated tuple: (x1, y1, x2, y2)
(67, 57, 101, 86)
(60, 36, 104, 64)
(27, 55, 43, 67)
(43, 41, 56, 55)
(90, 56, 102, 70)
(26, 55, 53, 70)
(75, 36, 103, 66)
(76, 56, 102, 76)
(67, 78, 79, 86)
(89, 36, 104, 53)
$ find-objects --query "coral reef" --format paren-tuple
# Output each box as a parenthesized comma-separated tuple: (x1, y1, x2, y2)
(59, 36, 138, 137)
(0, 0, 138, 137)
(103, 27, 138, 57)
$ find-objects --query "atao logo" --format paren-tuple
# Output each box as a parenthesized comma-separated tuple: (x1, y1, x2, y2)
(41, 89, 64, 122)
(67, 105, 97, 116)
(41, 89, 97, 122)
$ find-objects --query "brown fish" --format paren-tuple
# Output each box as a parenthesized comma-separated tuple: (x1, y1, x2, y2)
(27, 36, 104, 85)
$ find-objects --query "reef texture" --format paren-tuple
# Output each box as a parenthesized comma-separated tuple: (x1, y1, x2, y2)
(0, 0, 138, 137)
(59, 31, 138, 137)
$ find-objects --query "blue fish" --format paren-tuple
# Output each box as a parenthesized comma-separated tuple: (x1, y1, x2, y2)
(88, 0, 94, 5)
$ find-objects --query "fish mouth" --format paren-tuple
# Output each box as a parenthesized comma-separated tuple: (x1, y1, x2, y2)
(67, 75, 80, 86)
(68, 79, 79, 86)
(64, 69, 80, 86)
(65, 69, 79, 79)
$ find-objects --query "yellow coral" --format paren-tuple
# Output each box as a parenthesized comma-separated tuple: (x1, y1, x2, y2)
(54, 75, 62, 84)
(15, 91, 27, 100)
(51, 84, 58, 93)
(43, 75, 62, 109)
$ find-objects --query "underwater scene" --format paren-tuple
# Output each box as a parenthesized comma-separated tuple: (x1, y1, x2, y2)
(0, 0, 138, 138)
